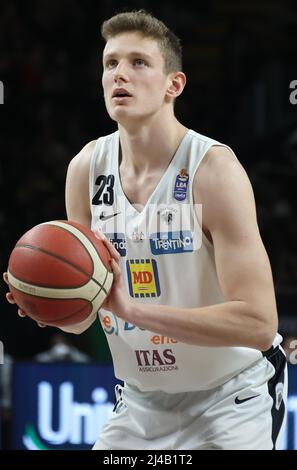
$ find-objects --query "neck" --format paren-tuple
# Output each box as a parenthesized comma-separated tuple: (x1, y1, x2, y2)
(118, 116, 187, 174)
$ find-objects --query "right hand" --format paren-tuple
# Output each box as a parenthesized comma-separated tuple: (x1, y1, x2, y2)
(93, 229, 133, 319)
(3, 272, 46, 327)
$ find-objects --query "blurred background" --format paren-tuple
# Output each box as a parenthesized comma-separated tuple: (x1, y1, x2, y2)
(0, 0, 297, 450)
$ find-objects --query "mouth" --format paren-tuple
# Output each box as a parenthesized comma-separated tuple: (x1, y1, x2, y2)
(112, 89, 132, 101)
(112, 96, 132, 104)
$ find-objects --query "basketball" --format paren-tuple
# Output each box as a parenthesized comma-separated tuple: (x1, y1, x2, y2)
(7, 220, 113, 330)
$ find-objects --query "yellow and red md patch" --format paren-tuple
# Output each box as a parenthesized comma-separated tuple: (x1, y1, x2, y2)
(126, 259, 161, 298)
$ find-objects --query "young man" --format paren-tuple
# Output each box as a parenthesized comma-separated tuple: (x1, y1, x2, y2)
(5, 10, 287, 449)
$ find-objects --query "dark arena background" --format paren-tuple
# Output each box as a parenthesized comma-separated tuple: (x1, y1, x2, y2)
(0, 0, 297, 454)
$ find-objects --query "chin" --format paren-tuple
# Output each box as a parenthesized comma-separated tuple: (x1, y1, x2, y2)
(110, 106, 130, 118)
(112, 110, 141, 125)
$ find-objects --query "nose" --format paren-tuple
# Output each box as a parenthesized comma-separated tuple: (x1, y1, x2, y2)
(113, 61, 129, 83)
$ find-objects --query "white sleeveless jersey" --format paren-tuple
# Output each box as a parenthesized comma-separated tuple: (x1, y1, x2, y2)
(89, 129, 281, 392)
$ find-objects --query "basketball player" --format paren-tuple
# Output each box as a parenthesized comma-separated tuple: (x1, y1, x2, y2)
(4, 10, 287, 449)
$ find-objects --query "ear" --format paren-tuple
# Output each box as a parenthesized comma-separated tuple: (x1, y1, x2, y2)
(165, 71, 187, 101)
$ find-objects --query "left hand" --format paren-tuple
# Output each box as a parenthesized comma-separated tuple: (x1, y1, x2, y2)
(3, 272, 47, 328)
(94, 229, 133, 319)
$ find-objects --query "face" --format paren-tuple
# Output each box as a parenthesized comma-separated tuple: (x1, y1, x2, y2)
(102, 32, 172, 124)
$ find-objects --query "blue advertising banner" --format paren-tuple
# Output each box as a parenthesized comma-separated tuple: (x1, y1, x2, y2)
(10, 362, 297, 450)
(11, 363, 119, 450)
(281, 364, 297, 450)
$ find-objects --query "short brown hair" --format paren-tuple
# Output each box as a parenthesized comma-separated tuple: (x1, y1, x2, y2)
(101, 10, 182, 74)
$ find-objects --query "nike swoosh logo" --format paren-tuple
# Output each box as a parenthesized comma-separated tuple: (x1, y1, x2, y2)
(99, 212, 121, 221)
(235, 395, 260, 404)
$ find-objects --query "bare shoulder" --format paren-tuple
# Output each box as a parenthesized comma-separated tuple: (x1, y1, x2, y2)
(68, 140, 97, 174)
(194, 145, 257, 232)
(195, 145, 249, 191)
(65, 140, 97, 226)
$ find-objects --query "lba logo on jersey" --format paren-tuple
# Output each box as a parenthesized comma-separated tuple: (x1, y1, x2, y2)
(150, 230, 193, 255)
(173, 169, 189, 201)
(126, 259, 161, 298)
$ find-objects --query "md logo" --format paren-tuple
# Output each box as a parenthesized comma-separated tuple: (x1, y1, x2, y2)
(126, 259, 161, 298)
(150, 230, 193, 255)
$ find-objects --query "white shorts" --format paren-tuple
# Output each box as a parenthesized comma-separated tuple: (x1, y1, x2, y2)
(93, 347, 287, 450)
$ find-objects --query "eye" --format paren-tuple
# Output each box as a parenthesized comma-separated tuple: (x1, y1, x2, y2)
(133, 58, 146, 68)
(105, 59, 118, 69)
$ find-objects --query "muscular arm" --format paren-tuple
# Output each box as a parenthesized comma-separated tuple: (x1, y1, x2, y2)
(65, 140, 96, 228)
(123, 146, 277, 350)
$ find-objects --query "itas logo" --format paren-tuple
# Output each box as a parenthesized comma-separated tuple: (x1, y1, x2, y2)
(135, 349, 178, 372)
(126, 259, 161, 298)
(150, 230, 193, 255)
(173, 169, 189, 201)
(106, 233, 126, 257)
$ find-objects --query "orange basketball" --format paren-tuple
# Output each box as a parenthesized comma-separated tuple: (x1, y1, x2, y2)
(7, 220, 113, 330)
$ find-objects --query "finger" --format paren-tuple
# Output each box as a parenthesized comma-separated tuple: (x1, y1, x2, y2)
(95, 229, 121, 262)
(17, 309, 26, 318)
(93, 226, 108, 242)
(110, 258, 122, 281)
(3, 272, 9, 285)
(6, 292, 16, 304)
(37, 322, 47, 328)
(103, 237, 121, 262)
(93, 226, 103, 239)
